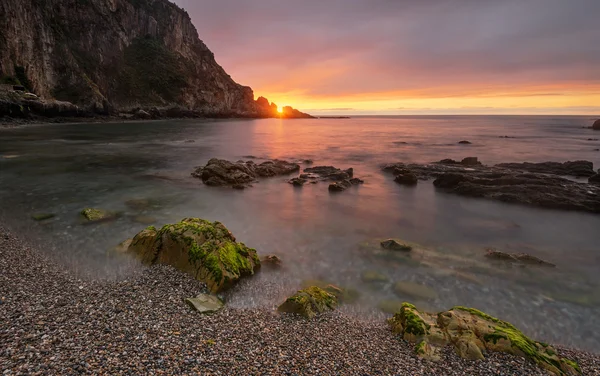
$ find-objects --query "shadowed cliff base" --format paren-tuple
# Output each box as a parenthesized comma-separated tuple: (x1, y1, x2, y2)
(0, 0, 312, 121)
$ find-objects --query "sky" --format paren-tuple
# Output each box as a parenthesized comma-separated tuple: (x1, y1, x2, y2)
(174, 0, 600, 115)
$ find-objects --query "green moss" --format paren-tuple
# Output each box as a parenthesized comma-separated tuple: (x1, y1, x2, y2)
(400, 302, 430, 336)
(146, 225, 157, 231)
(218, 242, 253, 275)
(483, 331, 508, 344)
(80, 208, 111, 221)
(415, 341, 427, 355)
(562, 358, 581, 373)
(452, 306, 517, 330)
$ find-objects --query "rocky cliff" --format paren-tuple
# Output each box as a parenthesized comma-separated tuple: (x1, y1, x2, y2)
(0, 0, 310, 118)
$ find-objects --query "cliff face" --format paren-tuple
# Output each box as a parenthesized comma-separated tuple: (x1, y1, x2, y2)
(0, 0, 305, 118)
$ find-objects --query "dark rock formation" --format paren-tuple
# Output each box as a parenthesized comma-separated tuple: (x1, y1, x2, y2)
(192, 158, 300, 188)
(394, 171, 418, 186)
(301, 166, 354, 181)
(458, 140, 472, 144)
(485, 249, 555, 267)
(495, 161, 595, 177)
(288, 177, 307, 187)
(0, 0, 311, 119)
(590, 174, 600, 184)
(381, 239, 412, 252)
(328, 178, 363, 192)
(593, 119, 600, 130)
(382, 160, 600, 214)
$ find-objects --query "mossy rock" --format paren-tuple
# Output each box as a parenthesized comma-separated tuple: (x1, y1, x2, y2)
(301, 279, 360, 304)
(124, 218, 261, 292)
(277, 286, 338, 318)
(388, 303, 581, 375)
(377, 300, 406, 314)
(31, 213, 56, 221)
(80, 208, 118, 222)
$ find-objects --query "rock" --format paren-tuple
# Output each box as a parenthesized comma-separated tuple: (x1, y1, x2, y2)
(361, 270, 389, 283)
(111, 238, 132, 254)
(593, 119, 600, 130)
(393, 282, 438, 300)
(134, 109, 151, 119)
(303, 166, 353, 181)
(185, 294, 224, 314)
(458, 140, 472, 144)
(328, 178, 363, 192)
(381, 239, 412, 251)
(124, 218, 260, 292)
(261, 255, 282, 268)
(437, 159, 460, 165)
(31, 213, 55, 221)
(589, 174, 600, 184)
(388, 303, 581, 375)
(495, 161, 595, 177)
(288, 177, 307, 187)
(80, 208, 117, 222)
(277, 286, 338, 318)
(192, 158, 299, 188)
(394, 172, 418, 185)
(303, 159, 313, 164)
(485, 249, 556, 267)
(461, 157, 481, 166)
(300, 280, 359, 304)
(587, 138, 598, 141)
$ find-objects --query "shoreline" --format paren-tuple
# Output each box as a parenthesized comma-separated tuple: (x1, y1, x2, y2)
(1, 224, 598, 375)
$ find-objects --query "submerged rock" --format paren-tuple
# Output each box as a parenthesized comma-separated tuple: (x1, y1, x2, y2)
(388, 303, 581, 375)
(277, 286, 338, 318)
(593, 119, 600, 130)
(192, 158, 299, 188)
(288, 177, 307, 187)
(80, 208, 117, 222)
(261, 254, 282, 268)
(124, 218, 260, 292)
(458, 140, 472, 144)
(394, 171, 418, 185)
(185, 294, 224, 314)
(485, 249, 556, 267)
(381, 239, 412, 251)
(31, 213, 55, 221)
(301, 279, 360, 304)
(393, 281, 438, 301)
(361, 270, 389, 284)
(302, 165, 354, 181)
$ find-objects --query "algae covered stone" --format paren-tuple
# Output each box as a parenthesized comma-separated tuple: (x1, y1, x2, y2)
(301, 279, 360, 304)
(80, 208, 116, 222)
(388, 303, 581, 376)
(124, 218, 260, 293)
(277, 286, 338, 318)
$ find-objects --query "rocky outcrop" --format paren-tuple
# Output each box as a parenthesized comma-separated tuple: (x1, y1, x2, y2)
(382, 160, 600, 214)
(0, 0, 311, 118)
(301, 166, 354, 181)
(277, 286, 338, 318)
(123, 218, 260, 292)
(389, 303, 581, 376)
(328, 178, 364, 192)
(495, 161, 595, 177)
(593, 119, 600, 130)
(192, 158, 300, 188)
(381, 239, 412, 251)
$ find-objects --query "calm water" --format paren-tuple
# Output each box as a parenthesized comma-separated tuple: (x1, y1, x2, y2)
(1, 116, 600, 351)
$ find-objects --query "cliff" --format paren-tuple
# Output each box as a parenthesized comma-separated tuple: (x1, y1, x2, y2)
(0, 0, 311, 119)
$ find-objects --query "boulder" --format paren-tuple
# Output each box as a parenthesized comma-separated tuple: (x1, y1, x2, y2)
(461, 157, 481, 166)
(300, 279, 360, 304)
(185, 294, 224, 314)
(394, 172, 418, 185)
(393, 281, 438, 300)
(388, 303, 581, 375)
(288, 177, 307, 186)
(381, 239, 412, 251)
(458, 140, 472, 144)
(593, 119, 600, 130)
(589, 174, 600, 184)
(277, 286, 338, 318)
(192, 158, 300, 188)
(124, 218, 260, 292)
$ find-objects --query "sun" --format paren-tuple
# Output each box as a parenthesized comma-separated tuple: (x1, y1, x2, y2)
(277, 108, 283, 114)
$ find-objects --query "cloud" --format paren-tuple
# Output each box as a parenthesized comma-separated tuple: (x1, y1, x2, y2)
(173, 0, 600, 113)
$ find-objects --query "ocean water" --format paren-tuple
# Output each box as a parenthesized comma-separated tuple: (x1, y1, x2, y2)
(1, 115, 600, 351)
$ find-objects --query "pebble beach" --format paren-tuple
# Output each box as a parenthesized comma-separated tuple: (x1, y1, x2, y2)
(1, 225, 599, 375)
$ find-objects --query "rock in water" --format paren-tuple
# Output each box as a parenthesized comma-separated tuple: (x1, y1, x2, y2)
(589, 174, 600, 184)
(393, 281, 438, 300)
(458, 140, 472, 144)
(381, 239, 412, 251)
(277, 286, 338, 318)
(192, 158, 300, 188)
(388, 303, 582, 375)
(394, 172, 418, 185)
(185, 294, 224, 314)
(124, 218, 260, 293)
(80, 208, 117, 222)
(593, 119, 600, 130)
(328, 178, 363, 192)
(485, 249, 556, 267)
(461, 157, 481, 166)
(495, 161, 595, 177)
(31, 213, 55, 221)
(261, 254, 282, 267)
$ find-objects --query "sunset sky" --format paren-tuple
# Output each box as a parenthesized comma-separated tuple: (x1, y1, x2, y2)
(174, 0, 600, 115)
